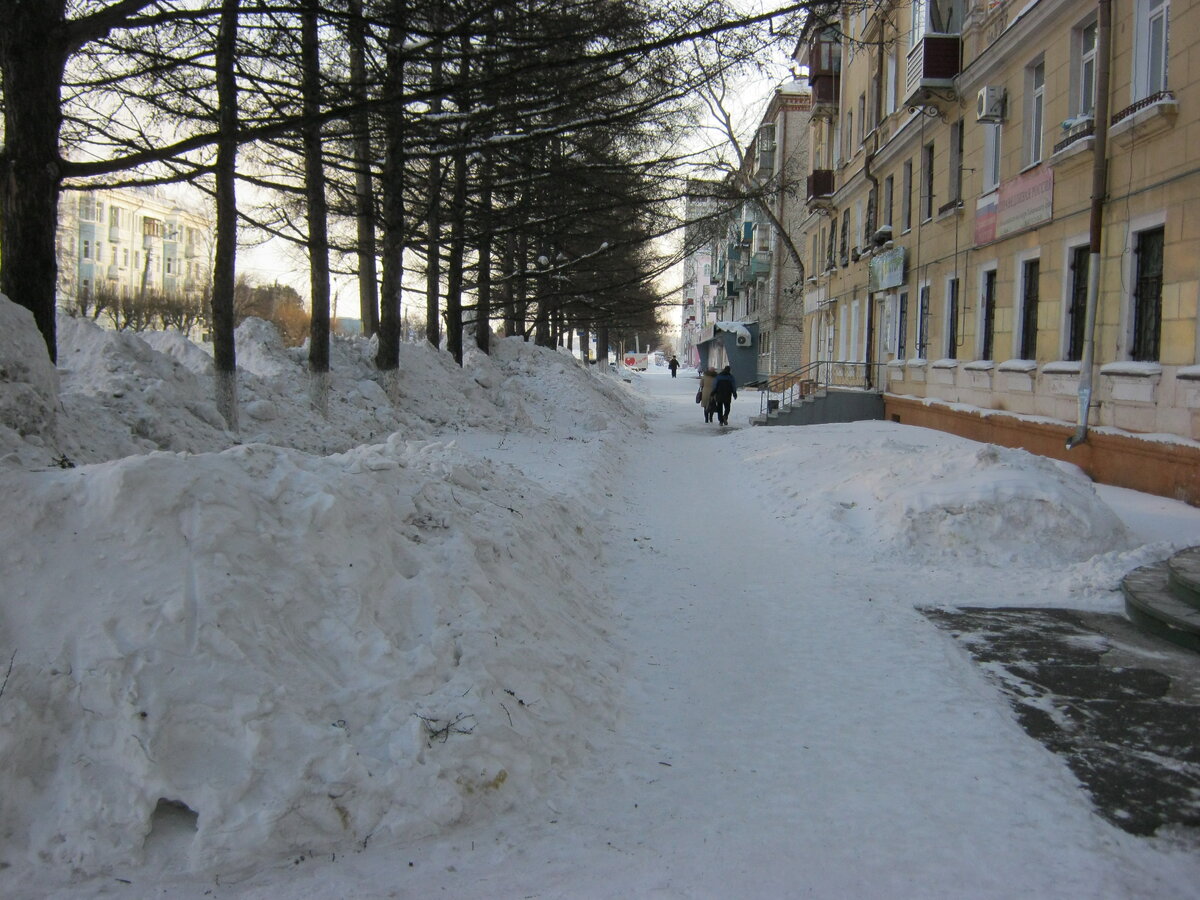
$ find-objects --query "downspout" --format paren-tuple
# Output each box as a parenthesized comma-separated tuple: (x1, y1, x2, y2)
(1067, 0, 1112, 449)
(864, 42, 883, 388)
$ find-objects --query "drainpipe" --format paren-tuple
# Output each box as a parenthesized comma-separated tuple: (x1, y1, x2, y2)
(1067, 0, 1112, 449)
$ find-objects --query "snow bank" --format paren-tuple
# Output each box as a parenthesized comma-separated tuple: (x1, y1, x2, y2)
(0, 438, 618, 873)
(0, 296, 641, 875)
(0, 295, 60, 464)
(733, 422, 1133, 567)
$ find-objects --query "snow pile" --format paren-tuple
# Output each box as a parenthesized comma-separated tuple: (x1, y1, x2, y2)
(0, 297, 59, 460)
(0, 439, 618, 873)
(0, 296, 644, 469)
(0, 294, 638, 875)
(733, 422, 1133, 566)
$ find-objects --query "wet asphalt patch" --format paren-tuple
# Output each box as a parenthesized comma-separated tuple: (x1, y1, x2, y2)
(923, 607, 1200, 838)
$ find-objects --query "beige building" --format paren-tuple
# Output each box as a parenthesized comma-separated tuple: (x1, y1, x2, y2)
(792, 0, 1200, 502)
(57, 187, 212, 310)
(699, 80, 814, 381)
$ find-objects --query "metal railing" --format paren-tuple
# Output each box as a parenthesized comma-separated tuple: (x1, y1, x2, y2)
(756, 360, 886, 417)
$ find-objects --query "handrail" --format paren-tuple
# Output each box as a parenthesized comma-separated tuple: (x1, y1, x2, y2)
(757, 360, 887, 416)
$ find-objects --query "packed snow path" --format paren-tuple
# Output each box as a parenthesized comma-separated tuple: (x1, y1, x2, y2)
(506, 372, 1184, 898)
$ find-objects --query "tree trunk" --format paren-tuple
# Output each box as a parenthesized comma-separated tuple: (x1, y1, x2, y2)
(301, 0, 331, 413)
(348, 0, 379, 337)
(444, 37, 471, 366)
(375, 0, 406, 373)
(212, 0, 240, 430)
(0, 1, 69, 362)
(424, 1, 444, 350)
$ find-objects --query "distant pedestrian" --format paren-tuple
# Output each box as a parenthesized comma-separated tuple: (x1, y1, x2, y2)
(668, 355, 679, 377)
(711, 365, 737, 426)
(698, 367, 718, 423)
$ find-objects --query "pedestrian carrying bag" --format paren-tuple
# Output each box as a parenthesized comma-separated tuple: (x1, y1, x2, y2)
(695, 389, 702, 404)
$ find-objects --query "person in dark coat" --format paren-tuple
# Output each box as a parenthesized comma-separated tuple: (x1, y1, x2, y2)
(711, 365, 737, 425)
(668, 355, 679, 377)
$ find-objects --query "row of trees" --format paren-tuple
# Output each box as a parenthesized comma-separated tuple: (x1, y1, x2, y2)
(0, 0, 813, 427)
(67, 277, 311, 346)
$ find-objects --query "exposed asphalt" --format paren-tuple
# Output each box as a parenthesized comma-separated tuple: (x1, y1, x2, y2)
(923, 606, 1200, 838)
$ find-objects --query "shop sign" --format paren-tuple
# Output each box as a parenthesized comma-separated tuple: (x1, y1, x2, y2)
(975, 167, 1054, 245)
(868, 246, 906, 291)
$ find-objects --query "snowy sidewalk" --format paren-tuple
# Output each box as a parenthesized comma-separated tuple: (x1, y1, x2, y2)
(521, 372, 1163, 898)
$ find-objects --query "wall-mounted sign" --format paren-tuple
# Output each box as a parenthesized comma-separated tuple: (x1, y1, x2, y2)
(868, 246, 907, 291)
(975, 166, 1054, 246)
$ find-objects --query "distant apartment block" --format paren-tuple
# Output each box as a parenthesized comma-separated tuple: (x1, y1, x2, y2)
(57, 187, 213, 307)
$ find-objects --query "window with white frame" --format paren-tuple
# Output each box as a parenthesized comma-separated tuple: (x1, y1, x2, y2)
(1076, 21, 1097, 116)
(884, 174, 895, 227)
(885, 47, 898, 116)
(902, 159, 913, 231)
(983, 124, 1001, 193)
(945, 277, 960, 359)
(916, 284, 930, 357)
(911, 0, 927, 47)
(1135, 0, 1170, 99)
(1025, 60, 1045, 167)
(82, 239, 91, 260)
(921, 141, 935, 221)
(948, 119, 963, 205)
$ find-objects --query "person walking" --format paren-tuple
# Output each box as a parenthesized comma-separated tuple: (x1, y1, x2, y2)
(711, 365, 737, 426)
(698, 367, 718, 423)
(668, 355, 679, 377)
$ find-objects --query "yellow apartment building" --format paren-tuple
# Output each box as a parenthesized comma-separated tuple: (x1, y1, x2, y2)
(794, 0, 1200, 502)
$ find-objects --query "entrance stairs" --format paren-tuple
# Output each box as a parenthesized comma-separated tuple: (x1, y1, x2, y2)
(750, 387, 884, 427)
(1123, 546, 1200, 653)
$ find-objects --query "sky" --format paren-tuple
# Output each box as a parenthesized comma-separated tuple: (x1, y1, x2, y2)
(2, 293, 1199, 898)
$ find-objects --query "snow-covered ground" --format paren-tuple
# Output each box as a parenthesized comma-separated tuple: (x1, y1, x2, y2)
(1, 293, 1199, 898)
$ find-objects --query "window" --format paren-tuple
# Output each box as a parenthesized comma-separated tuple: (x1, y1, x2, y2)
(885, 48, 898, 116)
(897, 290, 909, 358)
(1067, 246, 1089, 361)
(840, 209, 850, 266)
(79, 196, 98, 221)
(1077, 21, 1098, 116)
(846, 111, 854, 159)
(917, 284, 930, 357)
(122, 248, 129, 267)
(981, 269, 997, 360)
(166, 257, 175, 275)
(1025, 61, 1045, 167)
(1019, 258, 1040, 359)
(884, 174, 895, 228)
(1136, 0, 1170, 99)
(911, 0, 927, 47)
(111, 245, 118, 264)
(921, 142, 935, 221)
(983, 124, 1002, 193)
(858, 93, 866, 145)
(948, 119, 963, 205)
(946, 277, 960, 359)
(1131, 226, 1165, 361)
(902, 160, 913, 231)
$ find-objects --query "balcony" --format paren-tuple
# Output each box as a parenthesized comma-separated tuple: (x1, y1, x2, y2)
(806, 169, 835, 211)
(903, 34, 961, 108)
(749, 250, 772, 280)
(755, 144, 776, 179)
(106, 264, 120, 281)
(810, 73, 840, 120)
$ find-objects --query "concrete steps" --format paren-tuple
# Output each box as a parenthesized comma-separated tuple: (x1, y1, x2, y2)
(750, 388, 884, 427)
(1123, 547, 1200, 653)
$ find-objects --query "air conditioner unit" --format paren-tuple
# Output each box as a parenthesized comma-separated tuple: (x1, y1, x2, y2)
(977, 86, 1006, 123)
(735, 333, 752, 347)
